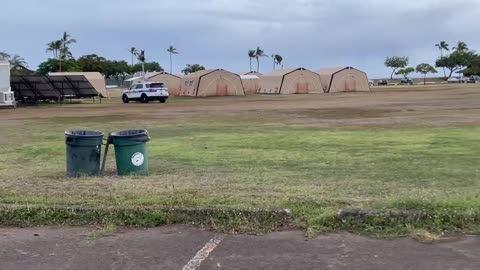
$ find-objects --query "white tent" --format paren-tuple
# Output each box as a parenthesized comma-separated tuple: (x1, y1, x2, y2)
(0, 61, 15, 108)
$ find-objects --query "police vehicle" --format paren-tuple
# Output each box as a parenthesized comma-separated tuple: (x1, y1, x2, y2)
(122, 82, 169, 103)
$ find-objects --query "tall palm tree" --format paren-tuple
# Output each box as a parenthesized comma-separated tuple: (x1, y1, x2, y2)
(435, 41, 449, 78)
(271, 54, 276, 70)
(59, 32, 76, 60)
(167, 45, 179, 74)
(274, 54, 283, 70)
(137, 50, 146, 78)
(129, 47, 138, 67)
(9, 55, 28, 70)
(453, 41, 468, 51)
(46, 40, 62, 58)
(248, 49, 256, 72)
(0, 52, 27, 69)
(255, 47, 267, 73)
(58, 31, 76, 72)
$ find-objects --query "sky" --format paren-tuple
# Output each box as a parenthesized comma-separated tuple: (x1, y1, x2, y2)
(1, 0, 480, 78)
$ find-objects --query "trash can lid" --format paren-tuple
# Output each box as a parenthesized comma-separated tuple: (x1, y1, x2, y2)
(65, 130, 104, 138)
(110, 130, 150, 142)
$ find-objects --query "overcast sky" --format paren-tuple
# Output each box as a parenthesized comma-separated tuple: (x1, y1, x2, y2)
(1, 0, 480, 78)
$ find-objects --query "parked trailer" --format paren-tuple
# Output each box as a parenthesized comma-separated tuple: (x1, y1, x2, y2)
(0, 61, 15, 108)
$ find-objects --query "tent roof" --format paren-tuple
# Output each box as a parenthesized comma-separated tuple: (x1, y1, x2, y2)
(316, 67, 347, 75)
(240, 74, 259, 79)
(316, 66, 366, 75)
(11, 75, 101, 99)
(49, 72, 107, 97)
(236, 71, 263, 76)
(183, 69, 220, 78)
(263, 68, 308, 77)
(148, 71, 181, 78)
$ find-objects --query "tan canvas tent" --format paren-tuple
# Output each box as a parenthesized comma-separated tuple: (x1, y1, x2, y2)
(258, 68, 322, 94)
(179, 69, 244, 97)
(49, 72, 108, 97)
(239, 73, 261, 94)
(130, 72, 182, 96)
(316, 67, 370, 93)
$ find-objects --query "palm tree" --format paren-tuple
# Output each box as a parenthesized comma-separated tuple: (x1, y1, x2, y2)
(0, 51, 10, 61)
(167, 45, 179, 74)
(59, 32, 76, 60)
(0, 52, 27, 69)
(254, 47, 268, 73)
(9, 55, 28, 70)
(435, 41, 449, 78)
(129, 47, 138, 67)
(58, 31, 76, 72)
(271, 54, 283, 71)
(46, 40, 62, 58)
(248, 50, 256, 72)
(453, 41, 468, 51)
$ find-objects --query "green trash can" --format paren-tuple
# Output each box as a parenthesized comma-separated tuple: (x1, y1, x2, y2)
(65, 130, 104, 177)
(110, 130, 150, 176)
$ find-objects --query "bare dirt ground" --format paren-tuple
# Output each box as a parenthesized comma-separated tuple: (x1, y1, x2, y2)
(1, 226, 479, 270)
(1, 85, 479, 128)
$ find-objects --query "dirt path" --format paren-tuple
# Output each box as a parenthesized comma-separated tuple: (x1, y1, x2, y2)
(1, 87, 480, 128)
(1, 226, 479, 270)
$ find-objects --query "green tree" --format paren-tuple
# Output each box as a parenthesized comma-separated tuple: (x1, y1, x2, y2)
(248, 49, 256, 72)
(254, 47, 268, 73)
(132, 62, 163, 73)
(36, 58, 80, 75)
(46, 40, 62, 59)
(104, 60, 130, 85)
(1, 52, 30, 76)
(435, 41, 449, 78)
(137, 50, 145, 63)
(395, 67, 415, 79)
(463, 54, 480, 76)
(59, 31, 76, 60)
(1, 53, 28, 70)
(384, 56, 409, 79)
(167, 45, 179, 74)
(272, 54, 283, 70)
(453, 41, 468, 52)
(416, 63, 438, 85)
(0, 51, 9, 60)
(181, 64, 205, 75)
(51, 31, 77, 72)
(436, 50, 476, 78)
(77, 54, 107, 73)
(128, 47, 138, 66)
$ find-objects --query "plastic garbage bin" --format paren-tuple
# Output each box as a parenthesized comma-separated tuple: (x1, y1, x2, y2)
(65, 130, 104, 177)
(109, 130, 150, 176)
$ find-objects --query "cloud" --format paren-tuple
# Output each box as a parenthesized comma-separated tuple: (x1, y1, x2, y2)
(1, 0, 479, 78)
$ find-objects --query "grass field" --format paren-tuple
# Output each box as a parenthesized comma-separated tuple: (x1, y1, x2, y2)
(1, 85, 480, 236)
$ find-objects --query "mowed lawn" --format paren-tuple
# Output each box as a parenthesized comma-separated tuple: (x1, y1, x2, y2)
(1, 107, 479, 233)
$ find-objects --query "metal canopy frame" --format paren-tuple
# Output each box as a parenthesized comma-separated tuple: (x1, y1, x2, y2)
(10, 75, 100, 101)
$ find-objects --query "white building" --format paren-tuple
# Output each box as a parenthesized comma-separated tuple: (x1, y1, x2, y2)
(0, 61, 15, 108)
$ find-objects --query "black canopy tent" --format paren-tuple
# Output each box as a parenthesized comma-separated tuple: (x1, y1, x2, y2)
(10, 75, 103, 102)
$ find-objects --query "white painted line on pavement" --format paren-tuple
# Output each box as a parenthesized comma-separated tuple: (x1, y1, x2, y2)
(182, 234, 226, 270)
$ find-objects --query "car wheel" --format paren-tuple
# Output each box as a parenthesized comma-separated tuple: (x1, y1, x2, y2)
(122, 94, 129, 103)
(140, 94, 149, 103)
(159, 98, 166, 103)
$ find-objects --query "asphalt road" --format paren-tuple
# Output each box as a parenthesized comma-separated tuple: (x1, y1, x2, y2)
(1, 226, 479, 270)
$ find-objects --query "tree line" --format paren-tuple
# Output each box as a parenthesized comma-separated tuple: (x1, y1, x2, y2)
(385, 41, 480, 82)
(1, 31, 206, 85)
